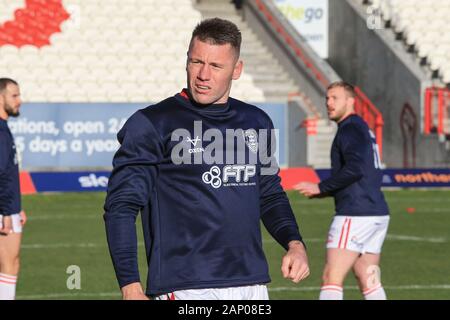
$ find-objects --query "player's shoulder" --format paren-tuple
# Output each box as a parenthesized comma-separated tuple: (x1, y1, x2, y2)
(340, 115, 369, 134)
(0, 120, 11, 137)
(337, 115, 371, 145)
(139, 95, 179, 119)
(229, 97, 268, 116)
(0, 119, 8, 130)
(124, 95, 177, 126)
(229, 97, 273, 126)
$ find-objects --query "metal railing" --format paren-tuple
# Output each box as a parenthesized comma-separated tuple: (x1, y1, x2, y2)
(354, 87, 384, 159)
(424, 87, 450, 136)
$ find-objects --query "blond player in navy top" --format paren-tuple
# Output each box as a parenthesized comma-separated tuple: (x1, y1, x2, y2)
(297, 82, 389, 300)
(0, 78, 27, 300)
(104, 18, 310, 300)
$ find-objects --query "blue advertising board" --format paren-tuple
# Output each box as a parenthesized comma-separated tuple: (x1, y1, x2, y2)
(316, 169, 450, 188)
(25, 168, 450, 193)
(30, 171, 111, 192)
(9, 103, 140, 169)
(10, 102, 288, 170)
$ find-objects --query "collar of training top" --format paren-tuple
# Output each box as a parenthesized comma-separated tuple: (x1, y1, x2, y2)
(179, 88, 230, 113)
(338, 113, 358, 127)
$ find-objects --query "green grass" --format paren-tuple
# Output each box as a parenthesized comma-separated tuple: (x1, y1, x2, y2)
(16, 190, 450, 300)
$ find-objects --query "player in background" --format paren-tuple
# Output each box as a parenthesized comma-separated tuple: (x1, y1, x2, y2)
(0, 78, 27, 300)
(104, 18, 309, 300)
(296, 81, 389, 300)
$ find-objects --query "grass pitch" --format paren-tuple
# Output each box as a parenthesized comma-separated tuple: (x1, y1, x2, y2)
(16, 190, 450, 300)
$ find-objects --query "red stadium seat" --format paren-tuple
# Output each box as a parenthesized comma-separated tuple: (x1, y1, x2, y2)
(0, 0, 70, 48)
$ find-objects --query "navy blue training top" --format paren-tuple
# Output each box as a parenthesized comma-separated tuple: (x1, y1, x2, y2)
(318, 114, 389, 216)
(0, 118, 21, 216)
(104, 91, 303, 295)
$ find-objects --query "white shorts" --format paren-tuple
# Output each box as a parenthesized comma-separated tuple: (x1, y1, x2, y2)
(326, 215, 389, 254)
(153, 284, 269, 300)
(0, 213, 23, 234)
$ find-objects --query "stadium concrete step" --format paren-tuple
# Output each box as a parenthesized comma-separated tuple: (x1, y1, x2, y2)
(315, 120, 337, 134)
(194, 0, 240, 13)
(306, 119, 336, 168)
(242, 72, 292, 82)
(243, 63, 284, 72)
(240, 47, 271, 56)
(258, 85, 299, 97)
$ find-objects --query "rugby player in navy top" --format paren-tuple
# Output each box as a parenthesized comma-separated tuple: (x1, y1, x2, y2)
(297, 82, 389, 300)
(104, 18, 309, 300)
(0, 78, 27, 300)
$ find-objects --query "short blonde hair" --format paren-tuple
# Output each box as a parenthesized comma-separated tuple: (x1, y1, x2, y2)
(327, 81, 355, 98)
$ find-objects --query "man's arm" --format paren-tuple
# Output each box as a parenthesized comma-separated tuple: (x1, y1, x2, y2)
(104, 111, 162, 297)
(0, 132, 13, 235)
(260, 170, 310, 283)
(121, 282, 149, 300)
(259, 121, 309, 283)
(318, 125, 367, 194)
(281, 240, 309, 283)
(297, 125, 368, 198)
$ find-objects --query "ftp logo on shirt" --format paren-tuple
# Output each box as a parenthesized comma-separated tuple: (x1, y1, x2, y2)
(202, 165, 256, 189)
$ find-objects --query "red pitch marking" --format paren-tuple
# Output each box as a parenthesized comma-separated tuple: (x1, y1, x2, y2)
(0, 0, 70, 47)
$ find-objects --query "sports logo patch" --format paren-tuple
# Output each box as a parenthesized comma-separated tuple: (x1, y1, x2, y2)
(202, 165, 256, 189)
(186, 136, 204, 154)
(243, 129, 258, 154)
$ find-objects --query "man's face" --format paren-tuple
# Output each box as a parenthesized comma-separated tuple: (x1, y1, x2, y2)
(186, 37, 243, 105)
(326, 87, 354, 123)
(1, 84, 22, 118)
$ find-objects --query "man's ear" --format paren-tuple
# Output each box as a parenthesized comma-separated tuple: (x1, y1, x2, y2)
(232, 60, 243, 80)
(347, 96, 355, 108)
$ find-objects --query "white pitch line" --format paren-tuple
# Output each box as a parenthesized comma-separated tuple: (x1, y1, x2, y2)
(386, 234, 447, 243)
(21, 242, 146, 249)
(291, 197, 450, 204)
(28, 215, 100, 220)
(26, 206, 450, 221)
(383, 198, 450, 203)
(16, 292, 121, 299)
(268, 284, 450, 292)
(21, 233, 447, 250)
(21, 243, 102, 249)
(263, 234, 447, 244)
(16, 284, 450, 299)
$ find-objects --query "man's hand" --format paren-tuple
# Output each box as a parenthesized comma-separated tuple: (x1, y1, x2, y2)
(0, 215, 12, 236)
(281, 240, 310, 283)
(20, 210, 27, 227)
(295, 182, 321, 198)
(121, 282, 150, 300)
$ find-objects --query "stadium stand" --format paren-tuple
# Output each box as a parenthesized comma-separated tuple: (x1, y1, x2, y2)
(363, 0, 450, 85)
(363, 0, 450, 143)
(0, 0, 300, 103)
